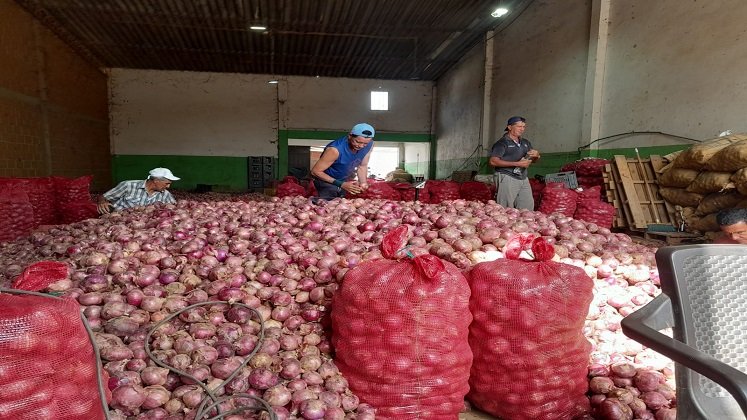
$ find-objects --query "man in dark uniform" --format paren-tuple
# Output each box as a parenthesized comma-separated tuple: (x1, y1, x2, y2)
(488, 116, 540, 209)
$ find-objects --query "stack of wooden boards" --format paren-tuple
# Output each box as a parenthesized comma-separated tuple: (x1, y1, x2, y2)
(602, 155, 677, 230)
(603, 133, 747, 236)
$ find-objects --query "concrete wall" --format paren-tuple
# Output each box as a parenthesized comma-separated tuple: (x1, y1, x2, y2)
(0, 0, 109, 189)
(600, 0, 747, 148)
(434, 43, 487, 179)
(435, 0, 747, 177)
(109, 69, 434, 187)
(491, 0, 591, 154)
(284, 76, 433, 133)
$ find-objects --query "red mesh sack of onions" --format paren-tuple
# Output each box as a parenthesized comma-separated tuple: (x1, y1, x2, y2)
(575, 158, 610, 177)
(577, 175, 604, 189)
(59, 201, 99, 224)
(348, 180, 401, 200)
(332, 225, 473, 419)
(467, 235, 593, 420)
(426, 180, 460, 203)
(0, 293, 109, 419)
(391, 182, 416, 201)
(12, 261, 70, 292)
(529, 178, 545, 209)
(538, 184, 578, 217)
(22, 177, 58, 226)
(577, 185, 603, 200)
(52, 175, 93, 205)
(305, 177, 318, 197)
(0, 186, 35, 243)
(575, 198, 616, 229)
(459, 181, 493, 202)
(276, 178, 306, 197)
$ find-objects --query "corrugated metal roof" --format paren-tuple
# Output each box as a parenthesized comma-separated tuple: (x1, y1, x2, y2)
(16, 0, 529, 80)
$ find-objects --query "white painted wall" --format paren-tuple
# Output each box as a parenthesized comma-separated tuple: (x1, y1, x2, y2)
(110, 69, 434, 158)
(490, 0, 591, 153)
(110, 69, 278, 156)
(599, 0, 747, 148)
(434, 43, 486, 178)
(436, 0, 747, 159)
(284, 76, 433, 133)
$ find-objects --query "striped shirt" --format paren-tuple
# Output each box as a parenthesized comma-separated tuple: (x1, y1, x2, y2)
(103, 180, 176, 211)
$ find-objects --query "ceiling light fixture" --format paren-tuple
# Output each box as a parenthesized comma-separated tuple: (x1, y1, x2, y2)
(268, 80, 278, 84)
(250, 25, 267, 31)
(491, 7, 509, 17)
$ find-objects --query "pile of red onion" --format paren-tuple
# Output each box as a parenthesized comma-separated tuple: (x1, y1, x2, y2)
(0, 195, 676, 419)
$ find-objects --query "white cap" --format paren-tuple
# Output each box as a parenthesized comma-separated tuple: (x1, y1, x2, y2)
(148, 167, 180, 181)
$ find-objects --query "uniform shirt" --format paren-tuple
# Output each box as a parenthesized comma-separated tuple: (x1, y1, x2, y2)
(322, 135, 374, 180)
(103, 180, 176, 211)
(490, 134, 534, 180)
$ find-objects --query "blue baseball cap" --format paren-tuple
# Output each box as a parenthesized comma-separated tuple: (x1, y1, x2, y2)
(350, 123, 375, 138)
(506, 116, 526, 126)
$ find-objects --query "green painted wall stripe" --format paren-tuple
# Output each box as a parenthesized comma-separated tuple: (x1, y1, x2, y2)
(112, 144, 690, 189)
(112, 155, 248, 191)
(464, 144, 692, 178)
(278, 131, 289, 179)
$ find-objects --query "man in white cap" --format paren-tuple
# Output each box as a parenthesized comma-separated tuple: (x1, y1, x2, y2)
(311, 123, 375, 200)
(97, 167, 180, 214)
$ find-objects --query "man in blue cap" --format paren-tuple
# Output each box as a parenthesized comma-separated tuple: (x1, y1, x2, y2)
(311, 123, 375, 200)
(489, 116, 541, 209)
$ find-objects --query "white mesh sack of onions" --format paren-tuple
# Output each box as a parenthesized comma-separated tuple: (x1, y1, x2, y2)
(0, 291, 111, 419)
(467, 235, 594, 420)
(331, 225, 473, 419)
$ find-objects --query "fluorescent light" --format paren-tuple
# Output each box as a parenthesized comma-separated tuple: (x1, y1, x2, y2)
(268, 80, 279, 84)
(250, 25, 267, 31)
(491, 7, 509, 17)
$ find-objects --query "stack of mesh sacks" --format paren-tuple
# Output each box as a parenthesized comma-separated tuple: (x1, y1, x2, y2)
(656, 134, 747, 232)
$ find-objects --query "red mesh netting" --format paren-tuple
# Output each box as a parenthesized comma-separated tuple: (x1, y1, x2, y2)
(348, 181, 401, 200)
(276, 179, 306, 197)
(467, 237, 593, 420)
(0, 187, 34, 243)
(539, 185, 578, 217)
(574, 158, 610, 177)
(331, 226, 472, 419)
(459, 181, 494, 202)
(23, 177, 58, 226)
(426, 180, 460, 203)
(574, 199, 616, 229)
(12, 261, 70, 292)
(58, 202, 99, 224)
(0, 294, 107, 419)
(53, 175, 93, 205)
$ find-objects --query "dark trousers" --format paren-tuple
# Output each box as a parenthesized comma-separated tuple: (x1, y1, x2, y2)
(313, 179, 344, 201)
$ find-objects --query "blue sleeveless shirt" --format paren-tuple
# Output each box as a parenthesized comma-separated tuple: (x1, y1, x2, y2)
(323, 135, 374, 180)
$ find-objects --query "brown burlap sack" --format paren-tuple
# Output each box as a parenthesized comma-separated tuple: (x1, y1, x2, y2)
(658, 168, 699, 188)
(731, 168, 747, 196)
(659, 187, 704, 207)
(673, 134, 747, 170)
(685, 171, 734, 194)
(681, 206, 697, 219)
(696, 191, 744, 216)
(686, 213, 720, 233)
(704, 139, 747, 172)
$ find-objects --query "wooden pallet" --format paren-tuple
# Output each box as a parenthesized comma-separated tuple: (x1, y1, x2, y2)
(603, 155, 677, 231)
(603, 166, 627, 228)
